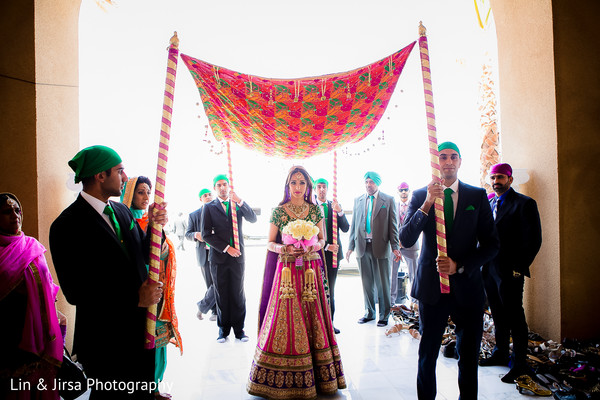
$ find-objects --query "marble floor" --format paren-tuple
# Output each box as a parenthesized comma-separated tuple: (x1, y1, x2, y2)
(156, 243, 527, 400)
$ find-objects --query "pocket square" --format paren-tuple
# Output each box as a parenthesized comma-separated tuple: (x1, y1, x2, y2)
(465, 205, 475, 211)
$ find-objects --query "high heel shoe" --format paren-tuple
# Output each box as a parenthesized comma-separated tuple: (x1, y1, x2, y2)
(515, 375, 552, 396)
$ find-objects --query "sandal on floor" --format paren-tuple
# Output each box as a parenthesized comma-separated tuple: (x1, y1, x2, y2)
(515, 375, 551, 396)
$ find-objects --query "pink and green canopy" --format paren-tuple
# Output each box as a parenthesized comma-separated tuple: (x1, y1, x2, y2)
(181, 41, 415, 159)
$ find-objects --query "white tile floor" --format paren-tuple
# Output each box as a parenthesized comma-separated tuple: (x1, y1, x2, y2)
(159, 243, 527, 399)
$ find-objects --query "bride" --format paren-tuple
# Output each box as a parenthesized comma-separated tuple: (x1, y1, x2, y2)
(247, 166, 346, 400)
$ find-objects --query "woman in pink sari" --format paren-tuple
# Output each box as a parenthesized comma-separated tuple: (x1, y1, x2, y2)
(0, 193, 63, 399)
(247, 166, 346, 400)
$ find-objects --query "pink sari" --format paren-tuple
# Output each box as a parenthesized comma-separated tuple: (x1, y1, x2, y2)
(0, 233, 62, 399)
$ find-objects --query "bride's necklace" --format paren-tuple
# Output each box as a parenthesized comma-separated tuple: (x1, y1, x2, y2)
(286, 202, 308, 218)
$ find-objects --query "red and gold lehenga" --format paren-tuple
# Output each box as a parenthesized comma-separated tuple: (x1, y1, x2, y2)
(247, 204, 345, 400)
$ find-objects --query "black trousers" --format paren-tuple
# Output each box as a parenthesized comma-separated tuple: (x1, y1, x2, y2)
(197, 249, 217, 314)
(417, 295, 483, 400)
(483, 268, 528, 367)
(210, 258, 246, 338)
(324, 252, 339, 321)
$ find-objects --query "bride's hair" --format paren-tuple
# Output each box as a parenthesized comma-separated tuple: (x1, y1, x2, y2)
(279, 166, 315, 206)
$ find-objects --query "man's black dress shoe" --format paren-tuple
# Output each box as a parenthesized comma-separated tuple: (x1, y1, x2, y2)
(376, 320, 388, 327)
(479, 353, 510, 367)
(334, 327, 341, 334)
(357, 317, 374, 324)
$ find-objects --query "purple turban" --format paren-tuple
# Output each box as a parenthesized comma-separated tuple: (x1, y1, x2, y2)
(398, 182, 409, 190)
(490, 163, 513, 177)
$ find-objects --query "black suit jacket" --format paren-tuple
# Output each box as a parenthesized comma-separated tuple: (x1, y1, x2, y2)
(201, 198, 257, 264)
(49, 195, 151, 367)
(485, 187, 542, 278)
(400, 181, 500, 306)
(320, 200, 350, 268)
(186, 206, 209, 268)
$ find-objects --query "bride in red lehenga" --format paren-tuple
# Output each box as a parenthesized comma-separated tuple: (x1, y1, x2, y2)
(247, 166, 346, 400)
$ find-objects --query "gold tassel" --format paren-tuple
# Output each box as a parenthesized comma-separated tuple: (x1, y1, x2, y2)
(279, 266, 295, 300)
(302, 267, 317, 302)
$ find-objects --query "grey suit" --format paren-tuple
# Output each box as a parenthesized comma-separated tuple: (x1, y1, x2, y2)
(348, 191, 400, 321)
(391, 199, 420, 303)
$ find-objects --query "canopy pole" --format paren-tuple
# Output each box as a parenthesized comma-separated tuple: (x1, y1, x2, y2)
(146, 32, 180, 349)
(418, 22, 450, 294)
(331, 151, 338, 268)
(226, 140, 240, 250)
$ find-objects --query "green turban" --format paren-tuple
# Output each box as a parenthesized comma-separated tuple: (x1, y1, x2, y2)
(314, 178, 328, 187)
(438, 141, 461, 157)
(364, 171, 382, 186)
(199, 188, 211, 197)
(69, 145, 122, 183)
(213, 174, 229, 187)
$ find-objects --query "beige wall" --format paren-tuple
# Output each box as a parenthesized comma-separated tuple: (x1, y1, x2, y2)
(0, 0, 81, 348)
(491, 0, 561, 340)
(493, 0, 600, 340)
(1, 1, 38, 237)
(551, 0, 600, 339)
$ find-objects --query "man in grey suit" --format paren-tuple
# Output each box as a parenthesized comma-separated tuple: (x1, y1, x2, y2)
(186, 188, 217, 321)
(391, 182, 420, 304)
(346, 171, 402, 327)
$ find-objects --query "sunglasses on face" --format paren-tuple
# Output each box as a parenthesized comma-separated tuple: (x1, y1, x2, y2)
(399, 189, 409, 192)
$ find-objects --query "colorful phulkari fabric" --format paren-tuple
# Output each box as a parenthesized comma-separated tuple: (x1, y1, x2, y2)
(181, 42, 415, 159)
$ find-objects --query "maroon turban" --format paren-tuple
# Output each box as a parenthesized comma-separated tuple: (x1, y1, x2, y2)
(490, 163, 512, 177)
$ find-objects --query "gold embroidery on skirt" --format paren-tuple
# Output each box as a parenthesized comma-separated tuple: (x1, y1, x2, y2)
(272, 296, 289, 354)
(294, 372, 303, 387)
(275, 371, 285, 388)
(267, 370, 275, 386)
(285, 372, 294, 388)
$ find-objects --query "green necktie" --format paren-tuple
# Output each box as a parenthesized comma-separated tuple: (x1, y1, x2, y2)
(223, 200, 230, 215)
(103, 205, 121, 239)
(322, 202, 328, 222)
(444, 188, 454, 234)
(366, 195, 374, 234)
(223, 201, 233, 246)
(103, 204, 128, 255)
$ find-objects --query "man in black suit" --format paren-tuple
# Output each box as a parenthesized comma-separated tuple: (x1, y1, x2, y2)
(50, 145, 167, 399)
(201, 174, 257, 343)
(186, 188, 217, 321)
(479, 163, 542, 383)
(315, 178, 350, 334)
(400, 142, 499, 400)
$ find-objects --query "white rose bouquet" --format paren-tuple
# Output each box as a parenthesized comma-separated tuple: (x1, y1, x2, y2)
(281, 219, 319, 266)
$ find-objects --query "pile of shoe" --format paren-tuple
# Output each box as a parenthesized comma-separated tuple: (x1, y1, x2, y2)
(524, 336, 600, 399)
(387, 303, 420, 339)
